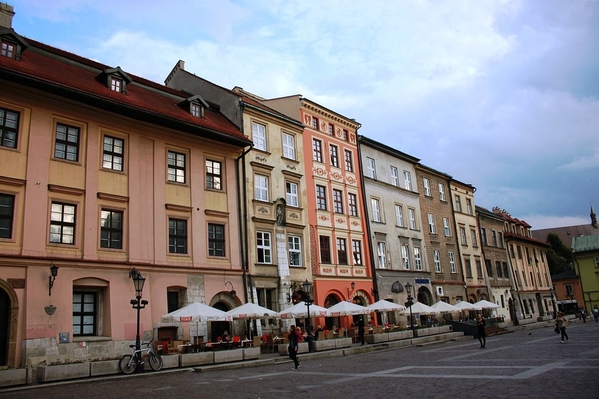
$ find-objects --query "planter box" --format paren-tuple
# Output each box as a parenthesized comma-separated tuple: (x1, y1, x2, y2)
(0, 368, 27, 388)
(161, 354, 180, 369)
(243, 347, 260, 360)
(278, 342, 309, 355)
(37, 362, 90, 383)
(213, 349, 243, 364)
(334, 338, 352, 349)
(313, 339, 336, 351)
(90, 360, 119, 377)
(365, 334, 389, 344)
(180, 352, 213, 367)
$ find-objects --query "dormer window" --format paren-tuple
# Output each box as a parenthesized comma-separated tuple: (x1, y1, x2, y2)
(98, 67, 132, 94)
(179, 95, 208, 119)
(1, 40, 15, 58)
(110, 77, 123, 92)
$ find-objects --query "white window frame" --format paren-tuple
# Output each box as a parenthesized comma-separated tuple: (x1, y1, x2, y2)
(438, 183, 446, 201)
(466, 198, 473, 215)
(371, 198, 381, 222)
(401, 245, 410, 270)
(455, 195, 462, 212)
(255, 174, 269, 202)
(395, 204, 404, 227)
(460, 227, 467, 245)
(408, 208, 416, 230)
(377, 241, 387, 269)
(471, 229, 478, 247)
(434, 250, 441, 272)
(428, 213, 436, 234)
(288, 235, 302, 267)
(252, 122, 267, 151)
(286, 181, 299, 207)
(390, 166, 399, 186)
(443, 217, 451, 237)
(423, 178, 431, 196)
(282, 133, 295, 160)
(367, 157, 376, 178)
(449, 251, 456, 273)
(403, 171, 412, 190)
(414, 247, 422, 271)
(256, 231, 272, 264)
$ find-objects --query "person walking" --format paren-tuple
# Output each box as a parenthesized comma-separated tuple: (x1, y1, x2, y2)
(581, 309, 586, 323)
(556, 311, 569, 343)
(357, 317, 365, 346)
(288, 325, 300, 370)
(476, 314, 486, 348)
(593, 307, 599, 322)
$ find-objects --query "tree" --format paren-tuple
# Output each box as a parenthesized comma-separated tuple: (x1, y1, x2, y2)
(545, 233, 573, 275)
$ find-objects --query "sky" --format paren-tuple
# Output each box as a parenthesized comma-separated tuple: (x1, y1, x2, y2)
(7, 0, 599, 230)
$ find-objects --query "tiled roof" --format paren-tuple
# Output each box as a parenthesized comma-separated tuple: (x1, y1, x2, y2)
(572, 234, 599, 253)
(532, 224, 599, 248)
(0, 35, 251, 146)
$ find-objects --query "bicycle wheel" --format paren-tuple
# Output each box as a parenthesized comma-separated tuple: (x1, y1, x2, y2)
(118, 354, 138, 374)
(148, 353, 163, 371)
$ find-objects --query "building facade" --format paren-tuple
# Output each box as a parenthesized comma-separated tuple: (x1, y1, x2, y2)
(572, 234, 599, 314)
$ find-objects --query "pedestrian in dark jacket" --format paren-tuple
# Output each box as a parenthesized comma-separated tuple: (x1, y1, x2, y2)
(288, 325, 300, 369)
(358, 317, 365, 346)
(476, 314, 486, 348)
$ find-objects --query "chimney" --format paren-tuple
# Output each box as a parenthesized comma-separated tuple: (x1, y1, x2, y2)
(0, 2, 15, 28)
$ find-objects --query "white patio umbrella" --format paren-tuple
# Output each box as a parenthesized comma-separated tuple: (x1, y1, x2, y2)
(326, 301, 369, 316)
(399, 301, 437, 315)
(474, 299, 500, 309)
(225, 302, 278, 319)
(161, 302, 229, 322)
(453, 301, 482, 311)
(367, 300, 406, 312)
(431, 301, 460, 313)
(278, 302, 329, 319)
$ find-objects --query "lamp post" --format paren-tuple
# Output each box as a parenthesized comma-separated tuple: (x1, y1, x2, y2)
(302, 279, 315, 353)
(550, 287, 557, 319)
(130, 269, 148, 371)
(405, 282, 414, 335)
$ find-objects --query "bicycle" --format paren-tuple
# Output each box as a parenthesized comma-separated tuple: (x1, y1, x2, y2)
(118, 339, 163, 374)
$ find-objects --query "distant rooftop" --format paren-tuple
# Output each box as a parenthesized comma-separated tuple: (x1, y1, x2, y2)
(572, 234, 599, 253)
(531, 224, 598, 247)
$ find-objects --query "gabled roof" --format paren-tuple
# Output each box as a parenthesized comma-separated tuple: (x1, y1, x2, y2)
(532, 224, 598, 248)
(0, 36, 251, 147)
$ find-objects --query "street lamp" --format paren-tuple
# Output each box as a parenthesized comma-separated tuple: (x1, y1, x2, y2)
(130, 269, 148, 371)
(549, 287, 557, 319)
(405, 282, 414, 335)
(302, 279, 315, 353)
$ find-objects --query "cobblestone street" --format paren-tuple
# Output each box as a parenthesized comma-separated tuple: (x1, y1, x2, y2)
(2, 322, 598, 399)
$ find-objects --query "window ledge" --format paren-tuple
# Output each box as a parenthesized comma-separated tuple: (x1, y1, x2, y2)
(73, 336, 112, 342)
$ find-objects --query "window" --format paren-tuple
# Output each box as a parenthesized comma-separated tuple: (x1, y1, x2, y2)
(443, 217, 450, 237)
(344, 150, 353, 172)
(486, 259, 493, 277)
(476, 259, 483, 278)
(102, 135, 124, 171)
(1, 40, 15, 58)
(205, 160, 222, 190)
(423, 178, 431, 196)
(499, 232, 504, 248)
(517, 245, 523, 259)
(460, 227, 467, 245)
(167, 291, 181, 313)
(254, 174, 269, 202)
(316, 185, 327, 210)
(342, 129, 348, 141)
(390, 166, 399, 186)
(110, 77, 122, 92)
(167, 151, 186, 183)
(366, 157, 376, 178)
(257, 231, 272, 263)
(252, 122, 267, 151)
(288, 235, 302, 267)
(329, 145, 339, 167)
(414, 247, 422, 271)
(401, 245, 410, 270)
(312, 116, 319, 130)
(595, 256, 599, 268)
(348, 193, 358, 217)
(312, 139, 323, 162)
(465, 259, 472, 278)
(0, 107, 19, 149)
(352, 240, 362, 265)
(371, 198, 381, 222)
(471, 229, 477, 247)
(286, 181, 299, 207)
(438, 183, 446, 201)
(191, 103, 200, 117)
(319, 236, 331, 263)
(395, 205, 404, 227)
(408, 208, 416, 230)
(100, 209, 122, 249)
(480, 228, 488, 245)
(328, 123, 334, 135)
(208, 223, 225, 257)
(428, 214, 436, 234)
(455, 195, 462, 212)
(434, 250, 441, 272)
(257, 288, 277, 313)
(168, 218, 187, 254)
(282, 133, 295, 160)
(377, 241, 386, 269)
(496, 261, 503, 278)
(337, 238, 348, 264)
(72, 292, 96, 336)
(50, 202, 76, 244)
(466, 198, 473, 215)
(403, 171, 412, 190)
(333, 189, 344, 214)
(449, 252, 456, 273)
(54, 123, 80, 162)
(0, 193, 14, 239)
(491, 230, 498, 247)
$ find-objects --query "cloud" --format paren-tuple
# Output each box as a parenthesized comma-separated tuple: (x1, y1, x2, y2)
(557, 148, 599, 171)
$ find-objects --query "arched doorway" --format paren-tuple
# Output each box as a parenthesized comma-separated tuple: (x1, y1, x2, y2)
(324, 294, 341, 330)
(416, 286, 433, 305)
(212, 301, 232, 341)
(0, 288, 9, 366)
(352, 294, 368, 324)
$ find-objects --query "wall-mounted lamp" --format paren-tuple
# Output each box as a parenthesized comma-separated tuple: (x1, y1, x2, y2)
(225, 281, 236, 299)
(347, 281, 356, 297)
(48, 265, 59, 296)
